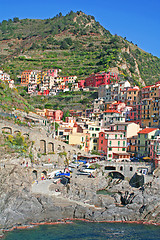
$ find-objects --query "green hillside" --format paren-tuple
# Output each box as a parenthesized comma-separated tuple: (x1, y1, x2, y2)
(0, 11, 160, 86)
(0, 80, 34, 113)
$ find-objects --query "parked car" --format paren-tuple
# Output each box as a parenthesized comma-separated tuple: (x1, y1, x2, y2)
(69, 163, 79, 168)
(47, 170, 62, 179)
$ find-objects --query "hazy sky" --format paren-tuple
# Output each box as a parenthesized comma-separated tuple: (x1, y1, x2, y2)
(0, 0, 160, 57)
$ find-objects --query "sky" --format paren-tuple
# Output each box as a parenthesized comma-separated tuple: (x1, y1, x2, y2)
(0, 0, 160, 57)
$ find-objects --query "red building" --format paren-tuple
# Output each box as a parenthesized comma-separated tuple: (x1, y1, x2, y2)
(85, 72, 119, 88)
(38, 90, 50, 96)
(78, 80, 85, 89)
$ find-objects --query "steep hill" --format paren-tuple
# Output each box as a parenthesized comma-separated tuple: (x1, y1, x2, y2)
(0, 11, 160, 86)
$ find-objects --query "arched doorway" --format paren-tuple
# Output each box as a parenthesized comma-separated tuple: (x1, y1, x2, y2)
(23, 133, 29, 138)
(32, 170, 38, 180)
(48, 142, 54, 153)
(14, 130, 21, 135)
(40, 140, 46, 153)
(57, 145, 61, 151)
(2, 127, 12, 134)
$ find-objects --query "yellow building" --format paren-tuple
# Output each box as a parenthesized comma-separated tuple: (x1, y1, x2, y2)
(69, 132, 90, 153)
(149, 85, 160, 127)
(37, 71, 46, 85)
(141, 98, 152, 127)
(126, 87, 140, 106)
(141, 84, 160, 128)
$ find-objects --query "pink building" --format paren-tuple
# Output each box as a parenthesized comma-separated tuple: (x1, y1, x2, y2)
(46, 69, 59, 78)
(99, 131, 127, 160)
(45, 109, 63, 122)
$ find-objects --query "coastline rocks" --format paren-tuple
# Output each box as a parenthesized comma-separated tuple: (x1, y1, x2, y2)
(0, 164, 160, 232)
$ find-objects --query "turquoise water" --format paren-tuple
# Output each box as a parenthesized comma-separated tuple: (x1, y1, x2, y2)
(4, 221, 160, 240)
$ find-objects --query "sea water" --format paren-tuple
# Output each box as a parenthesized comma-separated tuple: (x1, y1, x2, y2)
(4, 221, 160, 240)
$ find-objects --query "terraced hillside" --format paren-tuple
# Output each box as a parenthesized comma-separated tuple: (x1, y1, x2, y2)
(0, 11, 160, 86)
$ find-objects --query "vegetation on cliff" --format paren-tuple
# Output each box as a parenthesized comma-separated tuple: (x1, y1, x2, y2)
(0, 11, 160, 86)
(0, 80, 34, 112)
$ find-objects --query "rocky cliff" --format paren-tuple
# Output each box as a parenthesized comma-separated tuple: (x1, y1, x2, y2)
(0, 163, 160, 237)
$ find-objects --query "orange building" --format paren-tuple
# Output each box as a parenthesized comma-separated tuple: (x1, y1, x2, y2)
(21, 70, 32, 85)
(126, 87, 140, 106)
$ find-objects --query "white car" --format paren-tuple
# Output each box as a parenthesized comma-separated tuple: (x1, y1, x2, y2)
(69, 163, 79, 168)
(80, 168, 96, 174)
(47, 170, 62, 179)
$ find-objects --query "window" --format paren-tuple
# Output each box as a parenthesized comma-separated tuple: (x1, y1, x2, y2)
(109, 141, 112, 146)
(122, 148, 125, 151)
(115, 134, 117, 139)
(105, 166, 116, 170)
(120, 166, 123, 171)
(130, 167, 133, 171)
(123, 141, 125, 146)
(101, 140, 103, 144)
(118, 141, 120, 146)
(109, 148, 112, 151)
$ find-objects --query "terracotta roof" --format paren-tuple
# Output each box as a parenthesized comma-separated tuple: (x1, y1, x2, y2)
(142, 85, 154, 89)
(138, 128, 158, 134)
(104, 110, 120, 114)
(73, 122, 78, 127)
(127, 88, 139, 91)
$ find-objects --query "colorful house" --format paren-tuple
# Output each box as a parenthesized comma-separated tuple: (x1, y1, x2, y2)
(110, 122, 140, 138)
(85, 71, 118, 88)
(102, 110, 125, 127)
(98, 131, 127, 160)
(137, 128, 158, 158)
(45, 109, 63, 122)
(21, 70, 32, 85)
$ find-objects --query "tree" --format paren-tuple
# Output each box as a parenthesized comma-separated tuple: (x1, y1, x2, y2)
(62, 110, 70, 121)
(60, 40, 69, 49)
(13, 17, 19, 23)
(64, 37, 73, 46)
